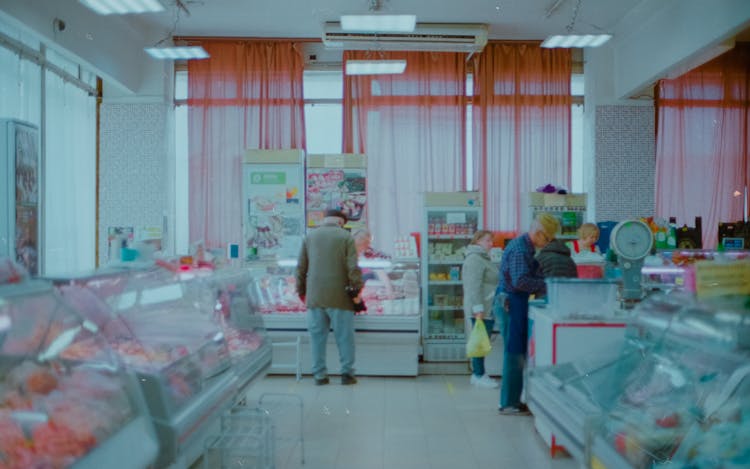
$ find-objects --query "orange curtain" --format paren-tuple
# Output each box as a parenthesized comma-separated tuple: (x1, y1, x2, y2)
(472, 42, 571, 232)
(343, 50, 467, 252)
(655, 44, 750, 248)
(187, 40, 305, 249)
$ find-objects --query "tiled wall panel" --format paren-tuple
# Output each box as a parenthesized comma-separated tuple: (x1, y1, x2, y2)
(595, 105, 655, 222)
(99, 103, 167, 264)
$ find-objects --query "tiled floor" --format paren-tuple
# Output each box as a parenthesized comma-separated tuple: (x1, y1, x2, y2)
(240, 374, 582, 469)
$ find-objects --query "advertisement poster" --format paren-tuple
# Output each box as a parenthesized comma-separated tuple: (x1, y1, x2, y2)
(14, 125, 39, 275)
(243, 165, 304, 261)
(306, 168, 366, 229)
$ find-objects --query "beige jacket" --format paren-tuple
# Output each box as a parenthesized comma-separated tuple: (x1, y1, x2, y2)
(295, 222, 363, 311)
(461, 244, 499, 333)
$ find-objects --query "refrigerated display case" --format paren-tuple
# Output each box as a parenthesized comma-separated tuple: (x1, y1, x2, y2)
(527, 292, 693, 463)
(248, 257, 421, 376)
(200, 268, 272, 396)
(0, 280, 158, 468)
(587, 293, 750, 469)
(53, 267, 239, 468)
(422, 192, 481, 362)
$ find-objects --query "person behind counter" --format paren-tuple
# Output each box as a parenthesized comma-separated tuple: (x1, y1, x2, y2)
(462, 230, 500, 389)
(567, 223, 601, 257)
(496, 212, 559, 415)
(536, 238, 578, 278)
(352, 228, 394, 302)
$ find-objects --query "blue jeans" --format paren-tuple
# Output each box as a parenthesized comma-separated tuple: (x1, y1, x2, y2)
(499, 292, 530, 408)
(470, 317, 495, 377)
(307, 307, 355, 379)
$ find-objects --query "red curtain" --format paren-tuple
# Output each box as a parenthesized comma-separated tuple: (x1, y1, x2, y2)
(187, 40, 305, 249)
(655, 43, 750, 248)
(343, 50, 467, 252)
(472, 42, 571, 232)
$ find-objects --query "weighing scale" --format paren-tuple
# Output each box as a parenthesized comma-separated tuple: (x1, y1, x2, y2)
(610, 219, 654, 303)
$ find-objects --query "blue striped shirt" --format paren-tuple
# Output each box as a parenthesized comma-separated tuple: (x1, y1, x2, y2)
(497, 233, 546, 295)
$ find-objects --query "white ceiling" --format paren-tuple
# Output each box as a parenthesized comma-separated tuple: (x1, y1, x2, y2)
(130, 0, 644, 41)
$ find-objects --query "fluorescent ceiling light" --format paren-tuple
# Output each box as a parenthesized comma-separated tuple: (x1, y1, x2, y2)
(145, 46, 210, 60)
(340, 14, 416, 32)
(79, 0, 164, 15)
(346, 59, 407, 75)
(541, 34, 612, 48)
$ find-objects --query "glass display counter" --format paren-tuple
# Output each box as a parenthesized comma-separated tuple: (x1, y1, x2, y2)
(0, 280, 158, 469)
(587, 293, 750, 469)
(53, 267, 239, 468)
(248, 258, 421, 376)
(198, 268, 272, 396)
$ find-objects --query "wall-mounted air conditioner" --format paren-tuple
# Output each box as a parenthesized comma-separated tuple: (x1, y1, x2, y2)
(322, 22, 488, 53)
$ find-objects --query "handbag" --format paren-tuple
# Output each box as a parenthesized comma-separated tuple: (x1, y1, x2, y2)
(466, 319, 492, 358)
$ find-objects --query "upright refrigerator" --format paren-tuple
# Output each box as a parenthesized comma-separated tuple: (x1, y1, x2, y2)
(242, 149, 306, 261)
(306, 153, 367, 231)
(422, 192, 482, 362)
(0, 119, 39, 275)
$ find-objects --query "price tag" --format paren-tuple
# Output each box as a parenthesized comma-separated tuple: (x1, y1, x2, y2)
(694, 261, 750, 298)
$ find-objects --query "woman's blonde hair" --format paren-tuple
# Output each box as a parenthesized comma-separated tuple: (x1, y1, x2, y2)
(470, 230, 494, 245)
(578, 223, 600, 240)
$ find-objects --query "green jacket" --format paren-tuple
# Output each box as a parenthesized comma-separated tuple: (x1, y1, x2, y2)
(295, 222, 363, 311)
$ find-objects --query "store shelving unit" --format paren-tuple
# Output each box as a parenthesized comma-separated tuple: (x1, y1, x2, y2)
(249, 258, 421, 376)
(421, 192, 481, 362)
(525, 192, 587, 240)
(0, 280, 159, 468)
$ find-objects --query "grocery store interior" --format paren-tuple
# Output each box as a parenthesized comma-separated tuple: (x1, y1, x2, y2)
(1, 0, 749, 468)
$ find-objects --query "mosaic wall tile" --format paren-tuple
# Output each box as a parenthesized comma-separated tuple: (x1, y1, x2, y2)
(595, 105, 655, 222)
(99, 103, 168, 264)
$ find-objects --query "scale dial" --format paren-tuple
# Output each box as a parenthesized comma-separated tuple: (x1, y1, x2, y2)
(611, 220, 654, 260)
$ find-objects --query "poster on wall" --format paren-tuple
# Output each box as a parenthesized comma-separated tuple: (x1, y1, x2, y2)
(1, 121, 40, 276)
(306, 154, 367, 230)
(242, 149, 305, 261)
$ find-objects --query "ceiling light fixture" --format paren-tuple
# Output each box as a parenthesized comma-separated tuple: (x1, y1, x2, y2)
(541, 34, 611, 48)
(145, 46, 209, 60)
(79, 0, 164, 15)
(345, 59, 407, 75)
(341, 14, 416, 32)
(144, 1, 208, 60)
(340, 0, 416, 32)
(540, 0, 612, 48)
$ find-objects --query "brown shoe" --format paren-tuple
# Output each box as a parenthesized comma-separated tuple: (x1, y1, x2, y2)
(314, 377, 329, 385)
(341, 374, 357, 385)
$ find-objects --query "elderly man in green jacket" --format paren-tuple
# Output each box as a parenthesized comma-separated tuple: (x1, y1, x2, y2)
(296, 209, 364, 385)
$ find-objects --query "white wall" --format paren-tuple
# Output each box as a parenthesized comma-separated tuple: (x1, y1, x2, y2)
(0, 0, 167, 97)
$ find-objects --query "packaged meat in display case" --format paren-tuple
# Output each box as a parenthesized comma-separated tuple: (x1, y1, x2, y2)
(0, 280, 158, 469)
(197, 268, 272, 396)
(53, 267, 238, 468)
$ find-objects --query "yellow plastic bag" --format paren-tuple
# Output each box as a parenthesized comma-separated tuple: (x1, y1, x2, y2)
(466, 319, 491, 358)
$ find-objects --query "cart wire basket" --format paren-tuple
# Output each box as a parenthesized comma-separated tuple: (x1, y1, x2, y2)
(258, 392, 305, 468)
(204, 406, 275, 469)
(203, 392, 304, 469)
